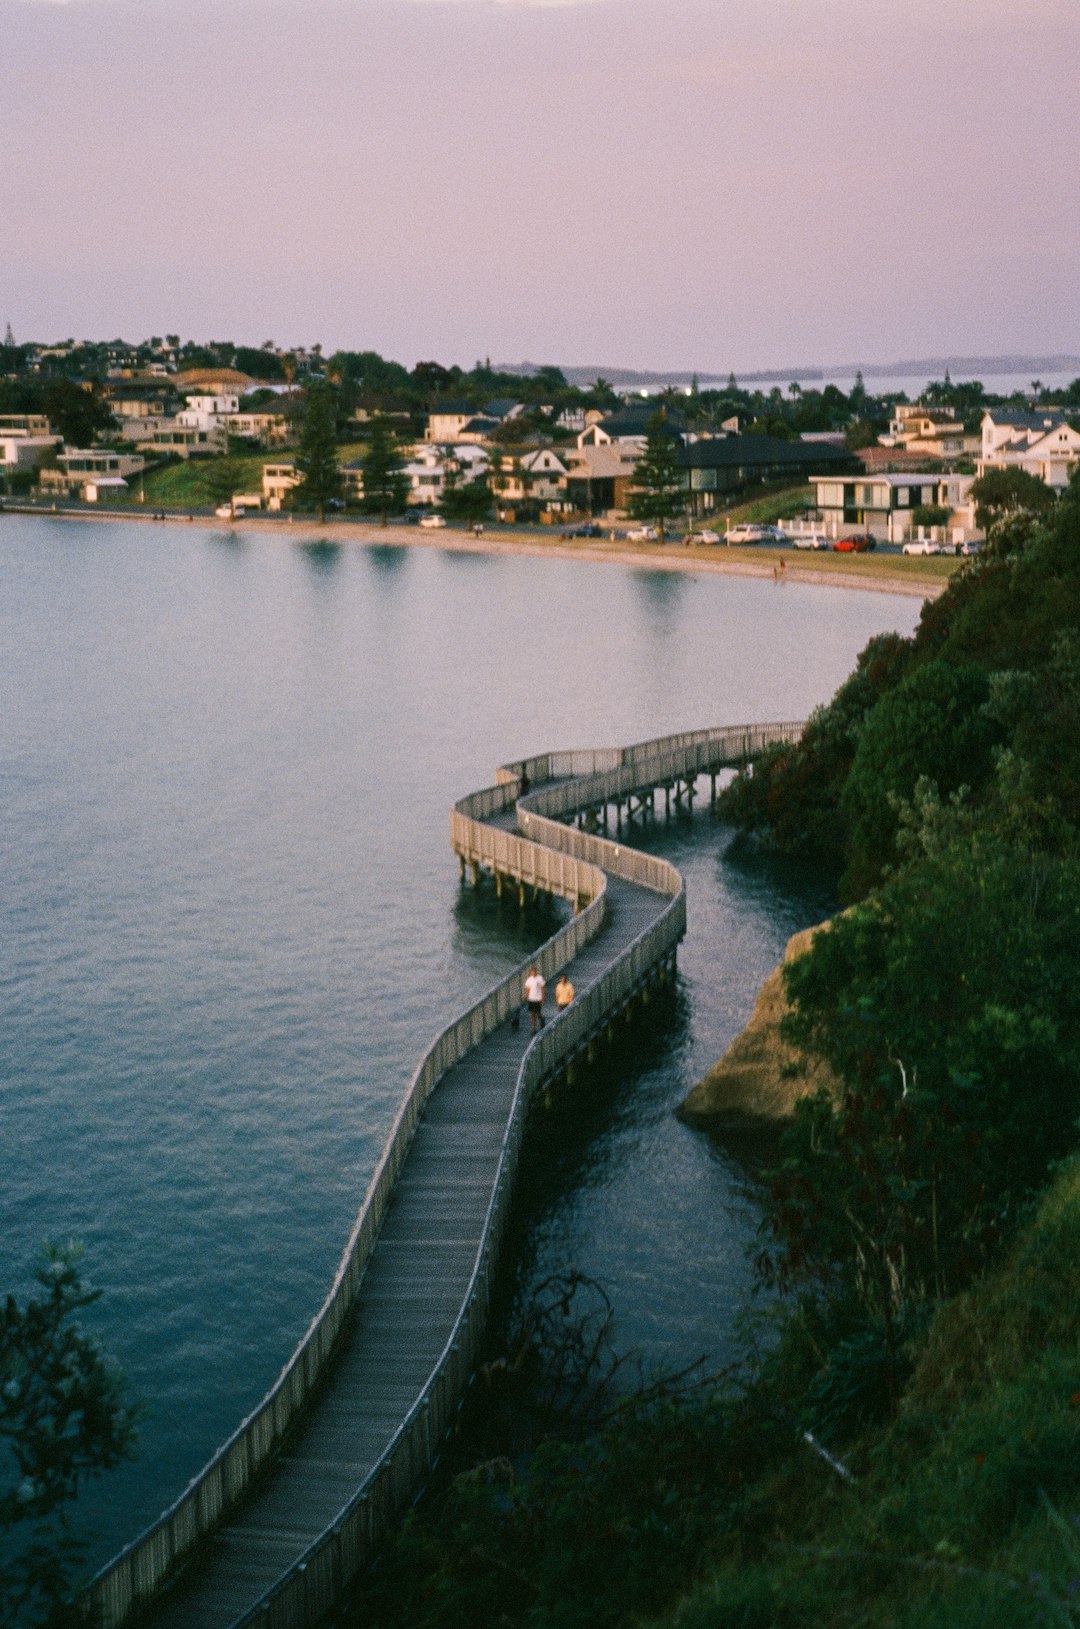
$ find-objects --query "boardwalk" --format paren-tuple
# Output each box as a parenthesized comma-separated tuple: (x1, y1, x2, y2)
(89, 720, 802, 1629)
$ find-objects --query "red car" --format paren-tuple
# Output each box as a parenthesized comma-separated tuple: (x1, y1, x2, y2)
(832, 535, 876, 553)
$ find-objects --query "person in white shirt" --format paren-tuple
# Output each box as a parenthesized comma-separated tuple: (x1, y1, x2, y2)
(523, 966, 546, 1034)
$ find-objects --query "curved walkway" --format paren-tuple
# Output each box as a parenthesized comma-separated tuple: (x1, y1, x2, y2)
(88, 720, 802, 1629)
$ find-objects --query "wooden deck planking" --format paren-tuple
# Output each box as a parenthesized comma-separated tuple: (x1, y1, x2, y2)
(138, 802, 675, 1626)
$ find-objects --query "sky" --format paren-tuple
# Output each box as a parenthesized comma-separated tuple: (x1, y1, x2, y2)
(2, 0, 1077, 374)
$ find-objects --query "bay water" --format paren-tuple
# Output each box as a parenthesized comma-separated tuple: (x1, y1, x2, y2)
(0, 516, 920, 1560)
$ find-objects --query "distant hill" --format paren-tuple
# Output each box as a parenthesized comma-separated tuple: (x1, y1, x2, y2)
(500, 354, 1080, 389)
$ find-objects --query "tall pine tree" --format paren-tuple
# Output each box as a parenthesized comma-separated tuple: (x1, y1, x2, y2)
(295, 383, 342, 523)
(627, 412, 686, 542)
(360, 417, 409, 524)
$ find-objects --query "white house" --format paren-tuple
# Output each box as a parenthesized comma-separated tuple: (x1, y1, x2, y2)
(978, 408, 1080, 492)
(809, 472, 979, 544)
(1, 433, 62, 476)
(262, 462, 301, 509)
(177, 394, 240, 433)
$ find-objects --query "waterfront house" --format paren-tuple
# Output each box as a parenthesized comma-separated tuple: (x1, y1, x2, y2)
(0, 415, 62, 482)
(262, 461, 301, 509)
(678, 434, 856, 515)
(490, 447, 573, 517)
(0, 432, 62, 481)
(978, 408, 1080, 491)
(563, 443, 640, 514)
(39, 447, 146, 500)
(808, 471, 979, 544)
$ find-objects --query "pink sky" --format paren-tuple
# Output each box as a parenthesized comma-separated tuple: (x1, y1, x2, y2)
(2, 0, 1077, 372)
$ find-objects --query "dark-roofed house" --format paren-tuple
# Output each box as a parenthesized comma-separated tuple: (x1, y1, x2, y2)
(458, 415, 501, 444)
(578, 404, 688, 448)
(483, 399, 524, 423)
(678, 435, 857, 515)
(426, 401, 476, 442)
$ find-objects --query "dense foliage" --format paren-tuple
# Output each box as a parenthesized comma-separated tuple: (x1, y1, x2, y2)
(294, 382, 343, 521)
(1, 1246, 137, 1627)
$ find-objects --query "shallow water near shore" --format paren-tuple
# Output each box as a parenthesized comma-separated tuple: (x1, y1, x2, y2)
(0, 515, 920, 1562)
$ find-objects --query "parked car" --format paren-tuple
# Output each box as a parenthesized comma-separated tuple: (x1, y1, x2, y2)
(626, 525, 659, 541)
(214, 503, 234, 518)
(724, 523, 768, 544)
(419, 513, 447, 529)
(901, 539, 942, 556)
(760, 524, 789, 543)
(564, 522, 602, 538)
(791, 532, 830, 550)
(959, 539, 983, 556)
(833, 535, 876, 553)
(693, 528, 721, 544)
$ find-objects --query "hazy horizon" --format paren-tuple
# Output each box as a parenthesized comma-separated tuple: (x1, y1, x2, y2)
(3, 0, 1077, 373)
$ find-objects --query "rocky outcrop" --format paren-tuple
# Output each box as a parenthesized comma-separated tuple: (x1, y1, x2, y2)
(679, 921, 838, 1130)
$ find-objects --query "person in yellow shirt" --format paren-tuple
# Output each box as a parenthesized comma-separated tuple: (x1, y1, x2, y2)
(555, 972, 575, 1010)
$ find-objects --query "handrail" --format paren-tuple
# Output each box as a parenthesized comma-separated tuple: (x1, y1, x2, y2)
(89, 719, 802, 1629)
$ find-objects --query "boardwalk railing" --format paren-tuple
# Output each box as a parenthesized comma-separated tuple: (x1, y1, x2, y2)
(89, 719, 803, 1629)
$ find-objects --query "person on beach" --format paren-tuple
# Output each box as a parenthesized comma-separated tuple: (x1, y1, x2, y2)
(555, 972, 575, 1009)
(523, 966, 546, 1034)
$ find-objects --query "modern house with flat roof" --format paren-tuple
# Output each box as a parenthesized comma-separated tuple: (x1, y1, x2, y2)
(39, 448, 146, 498)
(808, 471, 978, 543)
(678, 435, 856, 515)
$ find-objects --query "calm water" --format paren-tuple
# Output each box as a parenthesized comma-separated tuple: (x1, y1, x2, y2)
(0, 516, 921, 1561)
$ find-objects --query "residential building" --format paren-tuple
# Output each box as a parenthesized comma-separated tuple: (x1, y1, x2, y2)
(101, 374, 178, 420)
(402, 443, 489, 505)
(880, 403, 974, 459)
(0, 413, 53, 437)
(1, 434, 62, 478)
(678, 435, 856, 515)
(490, 448, 573, 516)
(482, 399, 524, 424)
(457, 415, 500, 445)
(563, 444, 640, 514)
(577, 405, 687, 449)
(178, 394, 240, 429)
(425, 402, 475, 442)
(262, 462, 301, 510)
(40, 448, 146, 499)
(808, 472, 978, 544)
(978, 408, 1080, 491)
(225, 411, 289, 446)
(173, 367, 260, 398)
(139, 423, 223, 459)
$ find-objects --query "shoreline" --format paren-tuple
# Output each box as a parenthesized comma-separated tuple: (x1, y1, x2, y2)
(2, 503, 946, 599)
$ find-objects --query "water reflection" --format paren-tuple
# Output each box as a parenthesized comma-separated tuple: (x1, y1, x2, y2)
(365, 544, 409, 577)
(207, 530, 248, 556)
(297, 540, 341, 574)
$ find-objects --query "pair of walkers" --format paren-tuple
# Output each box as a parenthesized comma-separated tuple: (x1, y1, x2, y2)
(522, 966, 574, 1036)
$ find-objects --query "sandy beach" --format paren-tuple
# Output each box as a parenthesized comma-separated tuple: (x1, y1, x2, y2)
(3, 504, 947, 599)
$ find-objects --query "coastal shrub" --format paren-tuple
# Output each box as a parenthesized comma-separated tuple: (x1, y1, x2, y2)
(760, 830, 1080, 1338)
(717, 631, 912, 860)
(839, 658, 999, 894)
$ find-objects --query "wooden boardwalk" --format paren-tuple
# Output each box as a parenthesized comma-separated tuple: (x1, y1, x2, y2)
(89, 721, 802, 1629)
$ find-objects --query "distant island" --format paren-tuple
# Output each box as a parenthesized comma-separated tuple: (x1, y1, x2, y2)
(503, 352, 1080, 389)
